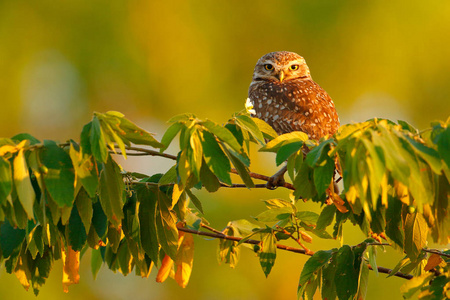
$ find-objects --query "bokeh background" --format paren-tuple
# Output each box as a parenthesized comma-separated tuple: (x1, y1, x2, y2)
(0, 1, 449, 299)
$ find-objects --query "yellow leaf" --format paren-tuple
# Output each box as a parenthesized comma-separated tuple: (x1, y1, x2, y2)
(13, 149, 35, 219)
(62, 245, 80, 293)
(174, 232, 194, 288)
(394, 181, 410, 205)
(14, 253, 31, 291)
(380, 174, 388, 207)
(156, 254, 174, 283)
(424, 253, 444, 271)
(171, 183, 183, 206)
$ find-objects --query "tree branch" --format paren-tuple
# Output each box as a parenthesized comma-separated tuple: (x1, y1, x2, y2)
(177, 225, 414, 281)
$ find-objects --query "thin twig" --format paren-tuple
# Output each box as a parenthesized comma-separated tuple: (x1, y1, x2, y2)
(112, 145, 177, 160)
(423, 248, 450, 258)
(177, 226, 310, 255)
(177, 225, 416, 281)
(230, 169, 295, 190)
(276, 225, 314, 255)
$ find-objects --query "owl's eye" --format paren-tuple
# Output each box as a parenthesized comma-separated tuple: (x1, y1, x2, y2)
(290, 64, 299, 71)
(264, 64, 274, 71)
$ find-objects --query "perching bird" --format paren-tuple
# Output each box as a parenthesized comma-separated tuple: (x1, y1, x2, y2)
(248, 51, 340, 188)
(248, 51, 339, 139)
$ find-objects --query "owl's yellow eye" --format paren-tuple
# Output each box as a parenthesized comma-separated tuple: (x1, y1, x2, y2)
(290, 64, 299, 71)
(264, 64, 274, 71)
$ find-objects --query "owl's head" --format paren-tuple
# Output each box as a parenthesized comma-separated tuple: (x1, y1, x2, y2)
(252, 51, 311, 83)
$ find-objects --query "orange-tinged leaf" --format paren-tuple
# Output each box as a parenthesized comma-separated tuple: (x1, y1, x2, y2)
(175, 232, 194, 288)
(332, 193, 348, 213)
(300, 231, 313, 243)
(62, 245, 80, 293)
(424, 253, 444, 271)
(14, 253, 31, 291)
(156, 254, 174, 283)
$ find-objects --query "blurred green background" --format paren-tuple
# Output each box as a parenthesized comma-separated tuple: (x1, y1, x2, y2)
(0, 1, 449, 299)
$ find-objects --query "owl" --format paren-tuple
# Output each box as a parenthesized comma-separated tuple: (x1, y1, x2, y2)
(248, 51, 339, 139)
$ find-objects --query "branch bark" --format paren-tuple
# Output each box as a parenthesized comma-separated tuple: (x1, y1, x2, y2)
(177, 226, 414, 280)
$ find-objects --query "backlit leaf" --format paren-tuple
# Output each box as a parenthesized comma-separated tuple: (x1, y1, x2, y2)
(62, 245, 80, 293)
(0, 156, 12, 205)
(174, 232, 194, 288)
(259, 231, 277, 277)
(404, 212, 428, 260)
(13, 149, 35, 219)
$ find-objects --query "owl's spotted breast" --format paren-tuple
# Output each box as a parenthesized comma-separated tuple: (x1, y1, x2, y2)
(248, 51, 339, 139)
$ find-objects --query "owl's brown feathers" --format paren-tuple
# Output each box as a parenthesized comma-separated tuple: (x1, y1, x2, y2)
(248, 51, 339, 139)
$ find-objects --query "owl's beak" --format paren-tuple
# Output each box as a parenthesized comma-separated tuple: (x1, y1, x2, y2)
(277, 71, 285, 82)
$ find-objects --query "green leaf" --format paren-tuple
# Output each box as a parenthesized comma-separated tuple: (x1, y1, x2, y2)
(321, 251, 338, 300)
(235, 115, 265, 145)
(405, 136, 442, 174)
(404, 212, 428, 260)
(305, 139, 333, 167)
(103, 111, 163, 148)
(160, 122, 183, 152)
(202, 120, 243, 154)
(400, 272, 434, 299)
(367, 245, 378, 276)
(255, 206, 293, 222)
(335, 245, 358, 300)
(11, 133, 41, 145)
(69, 142, 98, 198)
(313, 156, 335, 196)
(90, 116, 108, 163)
(92, 200, 108, 238)
(75, 188, 93, 233)
(276, 141, 303, 166)
(0, 156, 12, 205)
(13, 149, 35, 219)
(159, 165, 177, 186)
(0, 220, 25, 257)
(137, 185, 159, 263)
(259, 231, 277, 277)
(296, 211, 319, 224)
(356, 259, 370, 300)
(80, 122, 92, 156)
(251, 117, 278, 140)
(200, 131, 232, 185)
(293, 162, 316, 200)
(298, 250, 333, 296)
(186, 189, 203, 214)
(189, 129, 203, 179)
(222, 146, 254, 188)
(42, 140, 75, 207)
(91, 248, 103, 280)
(199, 161, 220, 192)
(218, 232, 240, 268)
(260, 131, 308, 153)
(156, 189, 179, 260)
(99, 157, 124, 227)
(386, 195, 404, 248)
(67, 203, 87, 251)
(435, 126, 450, 168)
(316, 205, 336, 231)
